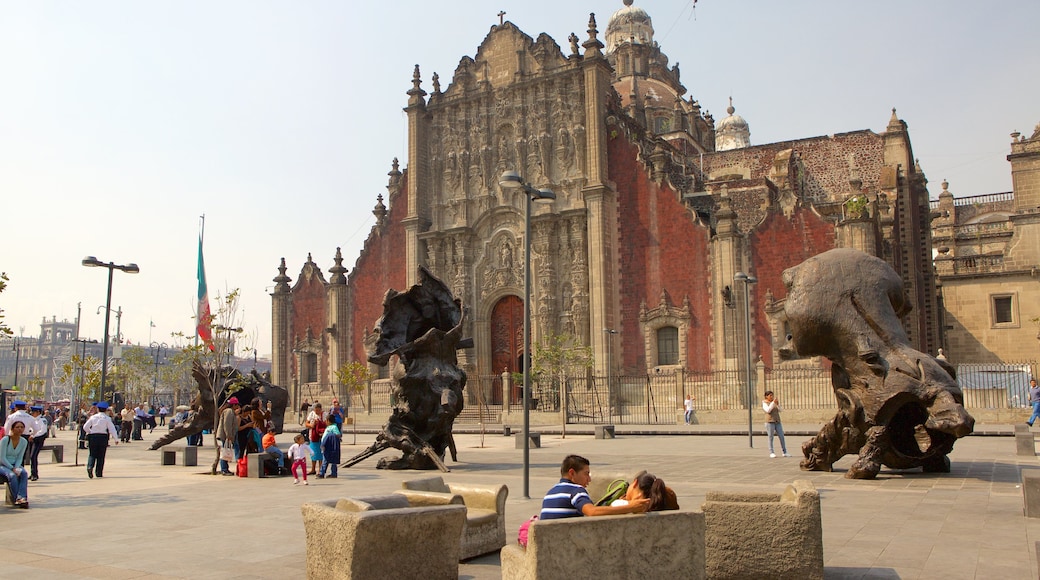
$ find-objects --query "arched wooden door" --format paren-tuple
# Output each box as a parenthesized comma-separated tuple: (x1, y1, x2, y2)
(490, 295, 523, 404)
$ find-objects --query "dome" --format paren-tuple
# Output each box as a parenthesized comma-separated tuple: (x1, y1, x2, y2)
(605, 0, 654, 54)
(715, 98, 751, 151)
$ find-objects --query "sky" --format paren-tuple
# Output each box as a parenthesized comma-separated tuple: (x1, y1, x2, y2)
(2, 0, 1038, 358)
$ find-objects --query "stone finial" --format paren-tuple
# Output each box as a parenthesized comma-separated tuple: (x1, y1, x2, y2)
(306, 252, 314, 264)
(407, 64, 426, 106)
(727, 96, 735, 116)
(887, 107, 903, 132)
(273, 257, 292, 293)
(329, 247, 347, 284)
(568, 32, 580, 57)
(431, 72, 441, 94)
(373, 194, 388, 226)
(583, 13, 604, 57)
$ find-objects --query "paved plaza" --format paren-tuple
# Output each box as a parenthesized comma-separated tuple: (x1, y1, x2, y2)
(3, 423, 1039, 579)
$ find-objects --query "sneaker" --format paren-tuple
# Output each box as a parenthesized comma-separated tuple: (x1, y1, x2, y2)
(783, 453, 792, 457)
(303, 480, 309, 486)
(294, 479, 299, 485)
(769, 453, 776, 458)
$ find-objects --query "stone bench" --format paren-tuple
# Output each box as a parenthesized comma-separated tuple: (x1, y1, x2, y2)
(501, 510, 706, 580)
(702, 480, 823, 580)
(1017, 432, 1036, 456)
(160, 446, 198, 467)
(514, 432, 540, 449)
(0, 472, 11, 506)
(594, 425, 615, 439)
(1022, 469, 1040, 518)
(399, 476, 509, 561)
(246, 452, 273, 478)
(301, 495, 466, 579)
(39, 443, 63, 463)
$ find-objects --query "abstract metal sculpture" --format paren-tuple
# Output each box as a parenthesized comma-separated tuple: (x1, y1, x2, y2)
(343, 267, 470, 471)
(780, 248, 974, 479)
(149, 361, 289, 450)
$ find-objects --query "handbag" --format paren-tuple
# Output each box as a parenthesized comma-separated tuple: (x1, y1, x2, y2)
(219, 442, 234, 462)
(236, 456, 248, 477)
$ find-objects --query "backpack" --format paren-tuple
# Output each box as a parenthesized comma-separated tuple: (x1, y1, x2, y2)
(595, 478, 630, 506)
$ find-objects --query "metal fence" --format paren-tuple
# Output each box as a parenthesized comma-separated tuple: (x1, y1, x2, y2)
(347, 360, 1038, 425)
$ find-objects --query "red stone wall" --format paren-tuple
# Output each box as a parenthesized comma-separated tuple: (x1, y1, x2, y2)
(749, 208, 836, 366)
(611, 135, 712, 372)
(347, 174, 409, 363)
(289, 269, 328, 379)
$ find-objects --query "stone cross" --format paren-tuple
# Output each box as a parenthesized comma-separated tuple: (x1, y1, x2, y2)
(498, 11, 506, 25)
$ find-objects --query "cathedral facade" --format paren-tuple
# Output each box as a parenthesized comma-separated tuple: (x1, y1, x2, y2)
(270, 1, 940, 406)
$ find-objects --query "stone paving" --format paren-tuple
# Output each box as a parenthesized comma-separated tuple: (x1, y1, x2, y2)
(3, 423, 1039, 579)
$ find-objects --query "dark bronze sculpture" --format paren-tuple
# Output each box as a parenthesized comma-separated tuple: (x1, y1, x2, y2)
(780, 248, 974, 479)
(149, 361, 289, 450)
(344, 267, 469, 471)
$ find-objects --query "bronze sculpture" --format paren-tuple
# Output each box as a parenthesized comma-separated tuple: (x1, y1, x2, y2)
(780, 248, 974, 479)
(149, 361, 289, 450)
(344, 267, 469, 471)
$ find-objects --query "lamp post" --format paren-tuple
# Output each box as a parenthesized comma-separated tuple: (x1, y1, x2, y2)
(734, 271, 757, 448)
(150, 342, 168, 403)
(11, 337, 20, 391)
(70, 338, 97, 414)
(213, 325, 243, 368)
(499, 170, 556, 499)
(82, 257, 139, 403)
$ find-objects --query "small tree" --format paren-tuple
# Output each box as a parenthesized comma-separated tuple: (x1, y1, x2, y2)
(0, 272, 12, 337)
(334, 360, 374, 445)
(531, 332, 594, 437)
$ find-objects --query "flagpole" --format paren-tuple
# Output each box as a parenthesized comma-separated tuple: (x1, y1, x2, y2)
(196, 214, 205, 349)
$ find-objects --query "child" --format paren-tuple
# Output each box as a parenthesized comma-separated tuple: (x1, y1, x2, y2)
(262, 427, 285, 469)
(287, 434, 312, 485)
(319, 423, 341, 479)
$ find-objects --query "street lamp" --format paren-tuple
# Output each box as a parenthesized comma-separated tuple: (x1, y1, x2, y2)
(499, 170, 556, 499)
(604, 328, 618, 420)
(150, 342, 168, 403)
(82, 256, 139, 403)
(11, 337, 20, 391)
(734, 271, 757, 448)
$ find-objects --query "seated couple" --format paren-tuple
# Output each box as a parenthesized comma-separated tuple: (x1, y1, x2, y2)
(540, 454, 679, 520)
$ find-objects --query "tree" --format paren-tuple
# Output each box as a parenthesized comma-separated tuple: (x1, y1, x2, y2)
(110, 346, 154, 404)
(55, 354, 102, 403)
(0, 272, 12, 336)
(530, 332, 594, 436)
(334, 360, 374, 445)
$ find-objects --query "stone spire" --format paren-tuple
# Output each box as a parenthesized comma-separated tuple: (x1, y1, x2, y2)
(273, 258, 291, 293)
(373, 194, 388, 226)
(583, 13, 604, 58)
(407, 64, 426, 107)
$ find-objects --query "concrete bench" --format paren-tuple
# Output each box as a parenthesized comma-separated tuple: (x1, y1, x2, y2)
(594, 425, 615, 439)
(399, 476, 509, 560)
(160, 446, 198, 467)
(702, 480, 823, 580)
(1022, 469, 1040, 518)
(39, 443, 63, 463)
(1017, 432, 1036, 456)
(247, 452, 273, 478)
(514, 432, 540, 449)
(502, 510, 706, 580)
(301, 495, 466, 579)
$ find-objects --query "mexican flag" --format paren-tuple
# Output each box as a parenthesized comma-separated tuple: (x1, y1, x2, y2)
(196, 235, 215, 350)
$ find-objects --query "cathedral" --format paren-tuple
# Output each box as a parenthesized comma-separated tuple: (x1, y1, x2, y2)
(270, 1, 939, 407)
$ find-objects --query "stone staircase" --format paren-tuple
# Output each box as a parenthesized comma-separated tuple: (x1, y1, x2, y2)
(454, 406, 501, 424)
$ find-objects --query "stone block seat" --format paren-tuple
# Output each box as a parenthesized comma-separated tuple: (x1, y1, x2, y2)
(398, 476, 509, 560)
(501, 510, 706, 580)
(300, 494, 466, 580)
(701, 479, 823, 580)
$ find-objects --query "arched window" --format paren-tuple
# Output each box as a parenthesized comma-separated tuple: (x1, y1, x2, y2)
(304, 353, 318, 383)
(657, 326, 679, 366)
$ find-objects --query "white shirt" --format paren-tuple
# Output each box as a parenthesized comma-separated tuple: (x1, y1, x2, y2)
(83, 412, 119, 438)
(287, 442, 312, 462)
(683, 398, 694, 412)
(4, 410, 37, 437)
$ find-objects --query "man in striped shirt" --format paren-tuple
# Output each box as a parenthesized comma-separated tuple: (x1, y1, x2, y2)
(539, 454, 649, 519)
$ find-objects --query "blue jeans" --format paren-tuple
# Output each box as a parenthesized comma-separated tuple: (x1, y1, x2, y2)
(766, 422, 787, 455)
(684, 410, 693, 424)
(1029, 402, 1040, 426)
(264, 446, 285, 468)
(0, 465, 28, 501)
(320, 459, 338, 477)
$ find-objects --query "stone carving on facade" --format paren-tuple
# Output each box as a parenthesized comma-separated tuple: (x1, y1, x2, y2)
(780, 248, 974, 479)
(638, 291, 692, 370)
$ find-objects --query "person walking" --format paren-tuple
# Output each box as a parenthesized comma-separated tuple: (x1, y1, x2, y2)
(158, 405, 169, 427)
(27, 406, 49, 481)
(82, 402, 119, 478)
(1027, 379, 1040, 427)
(762, 391, 790, 458)
(119, 404, 134, 442)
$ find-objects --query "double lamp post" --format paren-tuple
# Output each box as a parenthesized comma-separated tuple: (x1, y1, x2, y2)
(82, 256, 139, 403)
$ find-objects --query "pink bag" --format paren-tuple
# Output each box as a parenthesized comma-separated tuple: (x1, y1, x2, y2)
(518, 515, 538, 547)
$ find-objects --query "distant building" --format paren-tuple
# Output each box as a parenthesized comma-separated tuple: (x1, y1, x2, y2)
(272, 1, 941, 409)
(931, 123, 1040, 363)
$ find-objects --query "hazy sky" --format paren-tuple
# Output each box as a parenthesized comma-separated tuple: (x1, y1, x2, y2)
(2, 0, 1037, 358)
